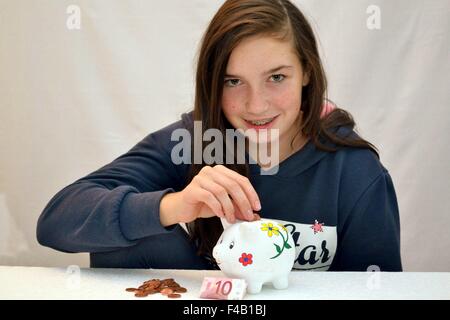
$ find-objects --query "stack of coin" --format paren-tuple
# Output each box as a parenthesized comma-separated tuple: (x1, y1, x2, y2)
(126, 278, 187, 299)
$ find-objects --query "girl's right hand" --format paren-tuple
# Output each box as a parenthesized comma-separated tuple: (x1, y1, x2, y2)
(160, 165, 261, 226)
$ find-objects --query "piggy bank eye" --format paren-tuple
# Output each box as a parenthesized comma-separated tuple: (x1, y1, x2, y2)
(229, 241, 234, 249)
(219, 238, 223, 244)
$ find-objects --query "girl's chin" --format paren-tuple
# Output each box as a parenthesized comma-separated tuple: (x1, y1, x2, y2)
(246, 135, 280, 146)
(230, 123, 281, 145)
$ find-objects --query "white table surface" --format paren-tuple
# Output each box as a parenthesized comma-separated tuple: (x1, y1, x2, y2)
(0, 266, 449, 300)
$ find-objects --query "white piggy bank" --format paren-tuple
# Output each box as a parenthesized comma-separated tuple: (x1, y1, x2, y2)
(212, 218, 295, 294)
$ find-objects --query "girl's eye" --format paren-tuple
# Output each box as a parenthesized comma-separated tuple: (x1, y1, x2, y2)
(229, 241, 234, 249)
(270, 74, 285, 83)
(224, 79, 241, 87)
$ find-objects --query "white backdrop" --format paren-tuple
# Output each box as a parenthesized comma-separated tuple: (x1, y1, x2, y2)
(0, 0, 449, 271)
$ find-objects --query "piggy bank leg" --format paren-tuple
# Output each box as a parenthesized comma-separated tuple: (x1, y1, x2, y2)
(272, 276, 289, 290)
(246, 281, 263, 294)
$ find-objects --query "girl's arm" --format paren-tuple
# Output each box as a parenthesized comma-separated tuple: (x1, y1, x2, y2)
(331, 169, 402, 271)
(36, 119, 189, 253)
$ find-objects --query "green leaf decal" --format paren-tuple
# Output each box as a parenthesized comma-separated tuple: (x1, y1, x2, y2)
(274, 243, 282, 253)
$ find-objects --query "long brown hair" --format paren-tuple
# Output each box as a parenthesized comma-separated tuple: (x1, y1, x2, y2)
(186, 0, 378, 259)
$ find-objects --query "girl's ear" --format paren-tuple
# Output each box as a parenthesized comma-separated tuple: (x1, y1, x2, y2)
(301, 62, 311, 86)
(302, 69, 310, 86)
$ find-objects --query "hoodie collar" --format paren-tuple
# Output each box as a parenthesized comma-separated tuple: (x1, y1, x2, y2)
(248, 126, 358, 178)
(248, 138, 329, 178)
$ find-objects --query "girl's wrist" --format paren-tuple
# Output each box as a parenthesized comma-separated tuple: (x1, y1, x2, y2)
(159, 192, 182, 227)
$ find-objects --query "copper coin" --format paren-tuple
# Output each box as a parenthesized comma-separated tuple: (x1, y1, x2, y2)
(160, 288, 173, 295)
(134, 291, 149, 297)
(144, 288, 159, 293)
(168, 293, 181, 298)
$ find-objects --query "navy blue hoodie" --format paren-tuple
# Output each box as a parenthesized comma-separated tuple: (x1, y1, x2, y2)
(37, 112, 402, 271)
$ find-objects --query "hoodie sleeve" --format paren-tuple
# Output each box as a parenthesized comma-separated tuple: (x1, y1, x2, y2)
(331, 169, 402, 271)
(36, 118, 190, 253)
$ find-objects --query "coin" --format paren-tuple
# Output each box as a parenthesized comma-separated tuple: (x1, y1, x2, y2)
(160, 288, 173, 295)
(134, 291, 148, 297)
(126, 278, 187, 299)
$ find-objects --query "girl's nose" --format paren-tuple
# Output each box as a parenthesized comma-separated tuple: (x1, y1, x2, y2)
(245, 86, 269, 115)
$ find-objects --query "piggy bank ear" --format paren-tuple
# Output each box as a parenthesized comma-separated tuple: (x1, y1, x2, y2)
(239, 222, 259, 242)
(221, 217, 248, 230)
(220, 217, 232, 230)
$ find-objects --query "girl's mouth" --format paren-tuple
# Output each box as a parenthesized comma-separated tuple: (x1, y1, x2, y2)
(244, 115, 279, 130)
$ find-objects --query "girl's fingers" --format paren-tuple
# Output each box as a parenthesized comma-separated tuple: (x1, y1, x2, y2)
(195, 188, 224, 218)
(215, 165, 261, 212)
(196, 176, 236, 223)
(207, 169, 254, 220)
(232, 202, 261, 222)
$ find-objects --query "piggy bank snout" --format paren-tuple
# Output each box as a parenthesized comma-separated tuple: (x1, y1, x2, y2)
(212, 245, 222, 263)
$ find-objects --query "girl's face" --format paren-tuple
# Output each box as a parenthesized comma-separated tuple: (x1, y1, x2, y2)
(221, 35, 309, 147)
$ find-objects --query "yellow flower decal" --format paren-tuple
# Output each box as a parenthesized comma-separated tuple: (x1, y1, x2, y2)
(260, 223, 280, 237)
(260, 222, 292, 259)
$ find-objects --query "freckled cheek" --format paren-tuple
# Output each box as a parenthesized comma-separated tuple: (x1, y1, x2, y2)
(222, 90, 245, 114)
(269, 86, 301, 111)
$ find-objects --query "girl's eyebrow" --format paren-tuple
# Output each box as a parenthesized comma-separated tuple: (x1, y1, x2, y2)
(224, 65, 293, 78)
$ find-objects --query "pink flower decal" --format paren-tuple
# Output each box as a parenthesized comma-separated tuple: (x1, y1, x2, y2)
(239, 253, 253, 266)
(311, 220, 324, 234)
